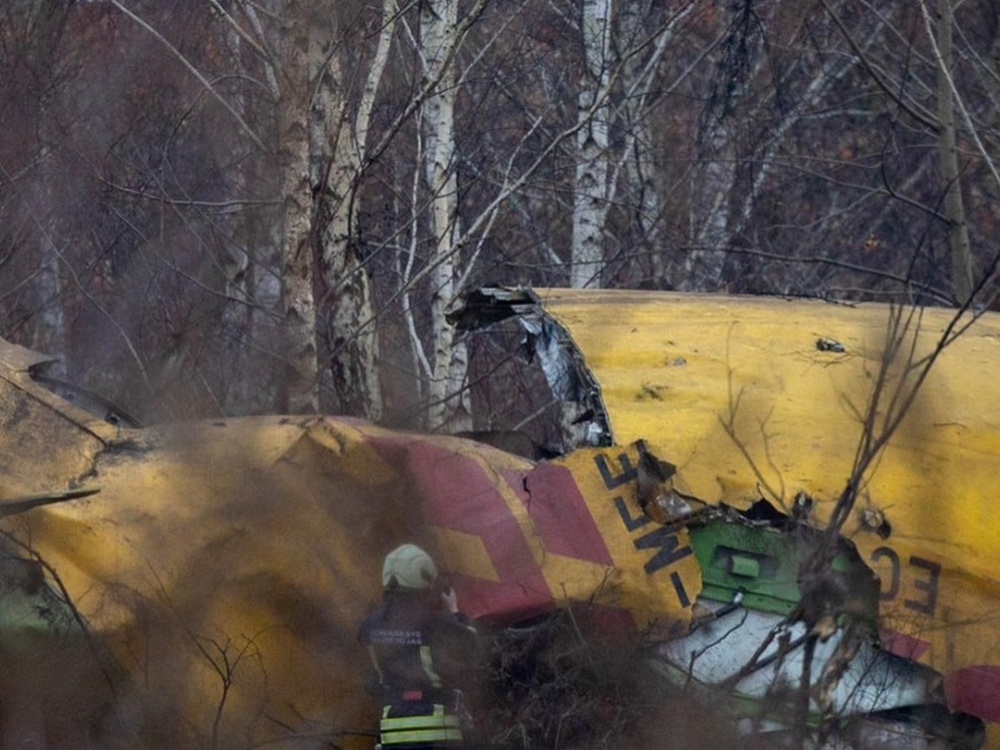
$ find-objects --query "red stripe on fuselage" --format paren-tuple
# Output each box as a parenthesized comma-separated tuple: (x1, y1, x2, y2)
(505, 464, 614, 567)
(945, 665, 1000, 724)
(879, 628, 930, 662)
(882, 624, 1000, 724)
(369, 438, 552, 622)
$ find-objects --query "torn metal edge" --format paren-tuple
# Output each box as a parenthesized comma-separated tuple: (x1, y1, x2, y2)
(0, 341, 119, 445)
(449, 287, 614, 452)
(0, 339, 59, 373)
(0, 337, 139, 430)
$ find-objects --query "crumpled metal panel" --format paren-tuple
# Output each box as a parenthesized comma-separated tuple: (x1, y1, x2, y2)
(0, 376, 701, 747)
(522, 288, 1000, 729)
(656, 607, 940, 717)
(0, 340, 114, 501)
(451, 287, 613, 449)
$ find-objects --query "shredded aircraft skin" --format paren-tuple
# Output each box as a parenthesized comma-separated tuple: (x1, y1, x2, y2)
(453, 287, 614, 450)
(1, 287, 998, 750)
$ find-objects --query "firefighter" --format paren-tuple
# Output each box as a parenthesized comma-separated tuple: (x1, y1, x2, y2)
(359, 544, 477, 749)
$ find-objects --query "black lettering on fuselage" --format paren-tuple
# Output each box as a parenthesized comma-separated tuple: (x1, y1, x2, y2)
(905, 556, 941, 616)
(670, 571, 691, 608)
(871, 546, 900, 601)
(595, 453, 638, 490)
(601, 446, 693, 607)
(870, 546, 940, 617)
(633, 525, 693, 574)
(614, 496, 650, 531)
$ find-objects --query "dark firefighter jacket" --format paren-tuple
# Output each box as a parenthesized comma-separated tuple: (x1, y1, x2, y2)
(358, 589, 477, 699)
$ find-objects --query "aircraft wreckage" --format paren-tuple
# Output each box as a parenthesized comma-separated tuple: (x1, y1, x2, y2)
(2, 287, 998, 749)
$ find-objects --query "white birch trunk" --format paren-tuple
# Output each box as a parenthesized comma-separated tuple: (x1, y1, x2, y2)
(570, 0, 613, 289)
(278, 0, 319, 414)
(317, 0, 395, 420)
(421, 0, 469, 431)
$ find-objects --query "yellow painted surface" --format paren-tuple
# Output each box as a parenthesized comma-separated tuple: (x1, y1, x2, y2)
(14, 418, 406, 748)
(0, 369, 113, 500)
(536, 288, 1000, 711)
(5, 286, 998, 744)
(0, 350, 699, 745)
(545, 445, 702, 633)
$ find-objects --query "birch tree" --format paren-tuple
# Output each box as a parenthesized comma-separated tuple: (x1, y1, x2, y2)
(316, 0, 395, 421)
(274, 0, 318, 414)
(392, 0, 695, 426)
(570, 0, 697, 289)
(7, 0, 1000, 428)
(247, 0, 393, 416)
(418, 0, 471, 430)
(570, 0, 613, 289)
(375, 0, 495, 431)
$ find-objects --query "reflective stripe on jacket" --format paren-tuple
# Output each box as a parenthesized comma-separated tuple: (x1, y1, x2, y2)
(379, 703, 463, 747)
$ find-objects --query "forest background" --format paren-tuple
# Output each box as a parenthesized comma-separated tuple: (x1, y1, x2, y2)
(3, 0, 999, 436)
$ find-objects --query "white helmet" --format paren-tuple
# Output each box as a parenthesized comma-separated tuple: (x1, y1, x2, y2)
(382, 544, 438, 590)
